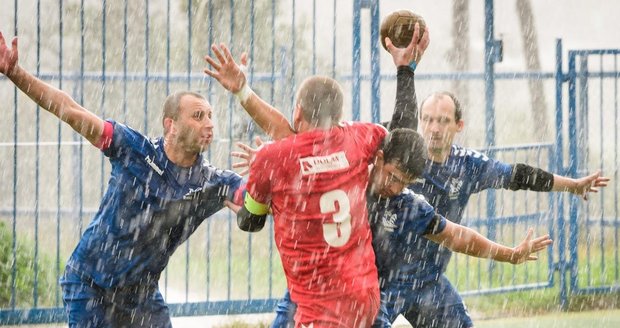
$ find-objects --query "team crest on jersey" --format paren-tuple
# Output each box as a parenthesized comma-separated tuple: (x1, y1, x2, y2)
(381, 210, 398, 232)
(299, 151, 350, 175)
(448, 178, 463, 200)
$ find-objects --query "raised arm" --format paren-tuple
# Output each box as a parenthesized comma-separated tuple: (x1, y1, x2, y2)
(204, 43, 293, 140)
(384, 23, 430, 131)
(425, 220, 552, 264)
(0, 32, 104, 146)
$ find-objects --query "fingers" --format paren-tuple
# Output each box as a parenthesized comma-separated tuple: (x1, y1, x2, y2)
(411, 22, 421, 47)
(235, 141, 256, 153)
(211, 43, 227, 65)
(231, 151, 251, 161)
(254, 136, 264, 147)
(241, 52, 248, 66)
(0, 32, 5, 46)
(524, 227, 534, 243)
(384, 37, 395, 52)
(204, 55, 221, 72)
(12, 36, 17, 50)
(419, 26, 430, 51)
(221, 42, 234, 63)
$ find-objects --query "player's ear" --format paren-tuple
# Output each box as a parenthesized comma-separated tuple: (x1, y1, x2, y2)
(456, 119, 464, 132)
(292, 103, 304, 131)
(163, 117, 174, 135)
(373, 149, 385, 166)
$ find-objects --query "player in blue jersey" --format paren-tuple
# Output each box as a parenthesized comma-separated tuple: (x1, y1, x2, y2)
(373, 90, 609, 328)
(0, 32, 243, 327)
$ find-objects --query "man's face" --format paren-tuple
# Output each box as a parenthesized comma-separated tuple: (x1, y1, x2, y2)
(370, 157, 416, 198)
(171, 95, 214, 153)
(420, 95, 464, 157)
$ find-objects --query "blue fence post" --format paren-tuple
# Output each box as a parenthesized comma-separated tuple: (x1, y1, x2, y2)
(567, 51, 580, 297)
(555, 39, 569, 310)
(369, 0, 381, 123)
(352, 0, 362, 121)
(484, 0, 499, 287)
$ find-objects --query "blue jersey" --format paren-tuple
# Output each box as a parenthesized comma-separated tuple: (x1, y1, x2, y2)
(405, 144, 513, 281)
(369, 189, 447, 283)
(67, 121, 242, 288)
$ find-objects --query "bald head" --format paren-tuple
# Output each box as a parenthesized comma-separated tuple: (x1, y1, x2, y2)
(295, 76, 343, 129)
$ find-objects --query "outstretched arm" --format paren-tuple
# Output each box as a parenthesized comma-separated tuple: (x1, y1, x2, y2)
(204, 43, 293, 140)
(425, 220, 552, 264)
(552, 170, 609, 201)
(0, 32, 104, 146)
(385, 23, 430, 131)
(508, 163, 610, 201)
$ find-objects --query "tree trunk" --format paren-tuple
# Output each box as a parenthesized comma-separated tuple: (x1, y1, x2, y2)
(516, 0, 549, 140)
(448, 0, 470, 110)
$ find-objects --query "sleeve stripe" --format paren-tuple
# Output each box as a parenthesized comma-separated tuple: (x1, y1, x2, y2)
(244, 192, 269, 215)
(95, 121, 114, 150)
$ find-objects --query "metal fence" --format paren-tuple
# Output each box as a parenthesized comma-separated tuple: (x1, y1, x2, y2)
(0, 0, 618, 325)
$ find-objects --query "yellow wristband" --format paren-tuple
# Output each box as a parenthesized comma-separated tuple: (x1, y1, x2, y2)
(244, 192, 269, 215)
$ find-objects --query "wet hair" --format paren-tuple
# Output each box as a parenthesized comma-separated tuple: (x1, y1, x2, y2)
(295, 76, 343, 128)
(380, 128, 428, 179)
(162, 91, 206, 134)
(420, 91, 463, 122)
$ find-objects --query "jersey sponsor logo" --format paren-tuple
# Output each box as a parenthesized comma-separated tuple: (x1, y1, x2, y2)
(448, 177, 463, 200)
(299, 151, 350, 175)
(183, 187, 204, 200)
(145, 155, 164, 176)
(381, 210, 398, 232)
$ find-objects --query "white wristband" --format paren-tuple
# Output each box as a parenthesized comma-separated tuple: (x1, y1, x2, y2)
(234, 83, 254, 104)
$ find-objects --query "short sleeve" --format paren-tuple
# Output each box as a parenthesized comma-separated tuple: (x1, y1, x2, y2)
(101, 120, 145, 159)
(399, 192, 446, 236)
(468, 151, 513, 192)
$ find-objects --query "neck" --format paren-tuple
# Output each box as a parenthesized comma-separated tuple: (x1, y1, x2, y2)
(163, 138, 198, 167)
(428, 147, 450, 164)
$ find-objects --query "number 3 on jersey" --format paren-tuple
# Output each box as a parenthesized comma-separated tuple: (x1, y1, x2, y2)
(319, 190, 352, 247)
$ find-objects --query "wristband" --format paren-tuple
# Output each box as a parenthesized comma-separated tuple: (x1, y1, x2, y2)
(234, 83, 254, 104)
(409, 60, 417, 72)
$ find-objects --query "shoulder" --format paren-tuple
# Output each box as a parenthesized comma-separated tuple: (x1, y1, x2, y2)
(104, 120, 154, 157)
(390, 188, 433, 212)
(451, 145, 490, 163)
(340, 121, 387, 134)
(199, 158, 242, 184)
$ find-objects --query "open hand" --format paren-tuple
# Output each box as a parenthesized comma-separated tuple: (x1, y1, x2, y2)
(510, 228, 553, 264)
(231, 136, 265, 176)
(385, 23, 430, 67)
(204, 43, 248, 93)
(0, 32, 19, 76)
(572, 170, 610, 201)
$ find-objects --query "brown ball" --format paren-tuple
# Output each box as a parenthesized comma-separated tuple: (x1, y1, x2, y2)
(380, 10, 426, 51)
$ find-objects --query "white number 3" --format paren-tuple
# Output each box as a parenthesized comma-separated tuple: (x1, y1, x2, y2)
(319, 190, 352, 247)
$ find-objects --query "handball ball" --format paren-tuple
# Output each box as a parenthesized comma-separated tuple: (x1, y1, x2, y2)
(380, 10, 426, 50)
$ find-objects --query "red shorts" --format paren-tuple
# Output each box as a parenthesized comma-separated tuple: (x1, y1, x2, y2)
(294, 285, 380, 328)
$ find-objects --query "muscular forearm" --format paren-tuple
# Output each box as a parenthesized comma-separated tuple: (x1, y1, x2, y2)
(428, 222, 515, 263)
(551, 174, 579, 193)
(242, 93, 294, 140)
(388, 66, 417, 131)
(8, 65, 104, 145)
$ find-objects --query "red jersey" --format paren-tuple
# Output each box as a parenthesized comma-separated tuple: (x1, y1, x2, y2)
(246, 122, 387, 327)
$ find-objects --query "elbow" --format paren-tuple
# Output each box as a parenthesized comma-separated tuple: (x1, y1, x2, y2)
(237, 207, 267, 232)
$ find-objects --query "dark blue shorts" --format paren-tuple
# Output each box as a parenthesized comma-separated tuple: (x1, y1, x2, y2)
(271, 290, 296, 328)
(60, 266, 172, 328)
(372, 275, 473, 328)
